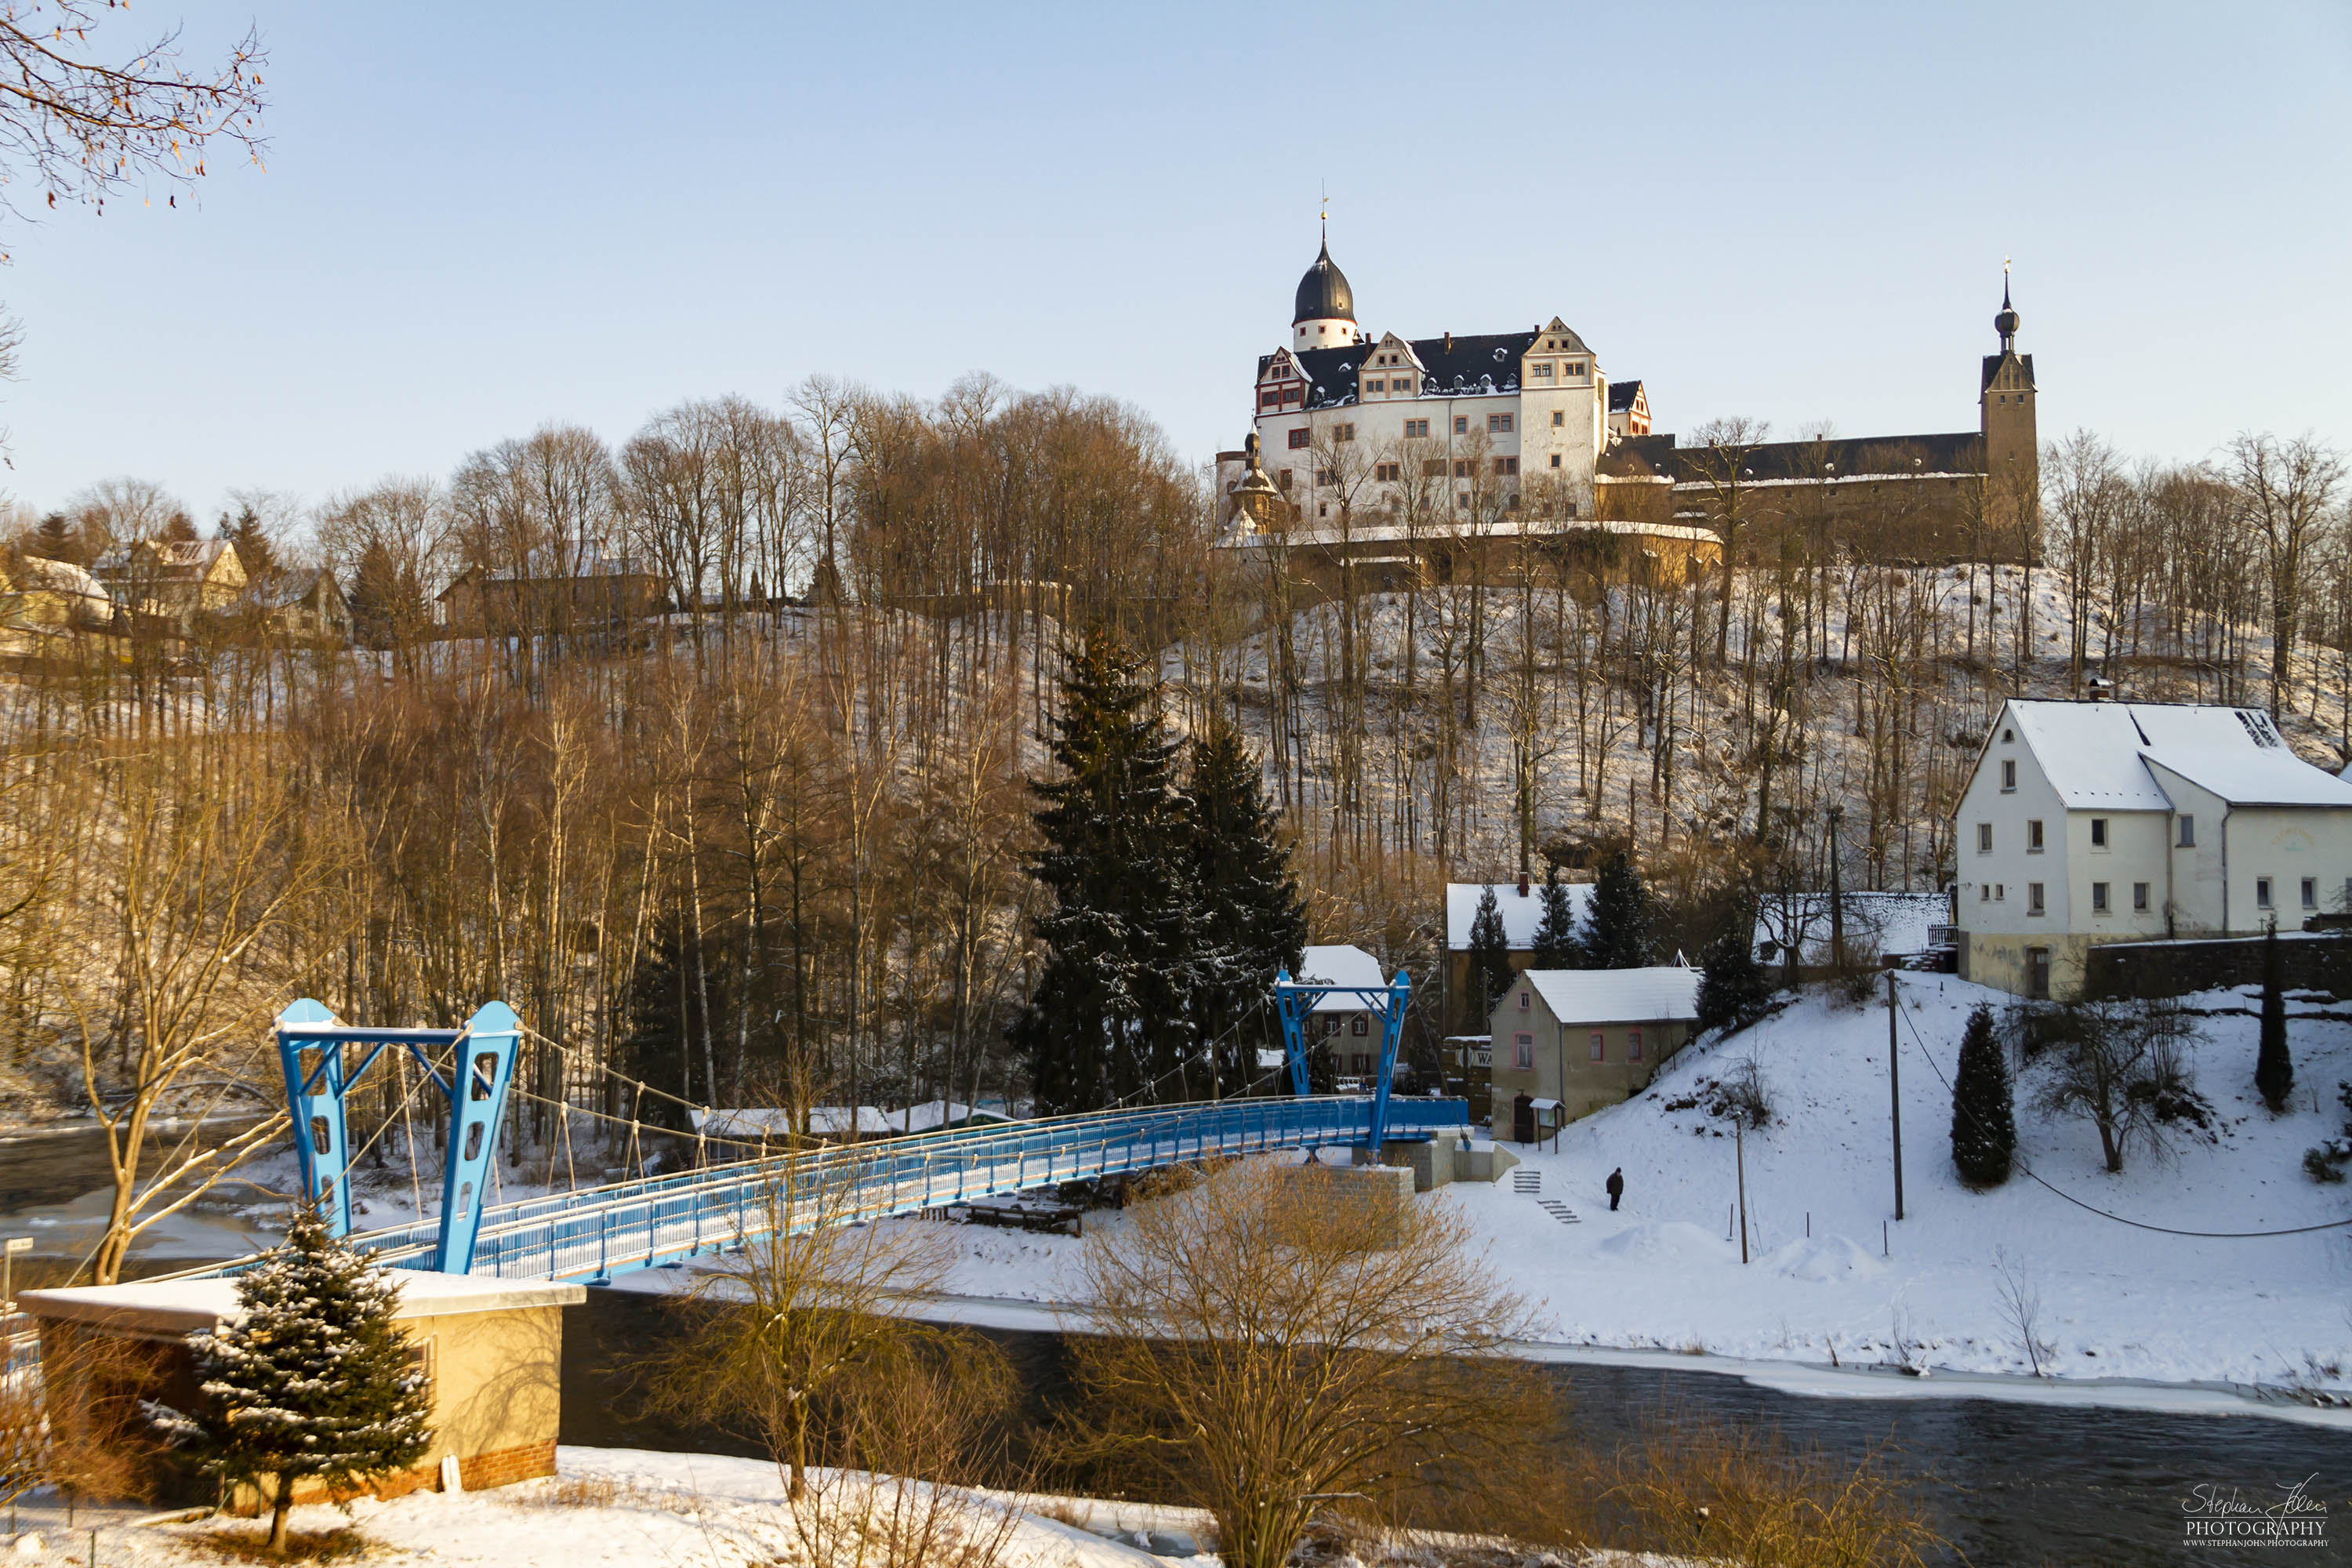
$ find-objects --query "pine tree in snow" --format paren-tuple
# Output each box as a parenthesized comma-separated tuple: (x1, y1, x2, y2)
(184, 1203, 432, 1551)
(1696, 902, 1772, 1034)
(1578, 849, 1655, 969)
(1185, 716, 1307, 1092)
(1012, 628, 1201, 1114)
(2256, 922, 2294, 1113)
(1465, 885, 1514, 1019)
(1530, 866, 1581, 971)
(1950, 1003, 2016, 1189)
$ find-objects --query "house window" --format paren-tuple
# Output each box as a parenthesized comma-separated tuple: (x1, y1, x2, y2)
(1550, 453, 1562, 468)
(1552, 409, 1565, 426)
(1976, 822, 1992, 854)
(2027, 820, 2044, 852)
(1980, 884, 1991, 902)
(1336, 423, 1356, 442)
(1995, 883, 2005, 901)
(1405, 418, 1430, 438)
(2256, 877, 2273, 910)
(1488, 413, 1514, 434)
(1454, 416, 1469, 435)
(2303, 877, 2318, 910)
(2092, 882, 2109, 913)
(2028, 882, 2045, 915)
(1494, 456, 1519, 476)
(2178, 815, 2195, 847)
(1456, 493, 1470, 509)
(1287, 428, 1310, 450)
(1454, 459, 1473, 479)
(2133, 881, 2150, 911)
(1374, 462, 1401, 481)
(1352, 1053, 1371, 1074)
(1351, 1014, 1368, 1036)
(1422, 459, 1448, 477)
(1518, 989, 1530, 1010)
(2001, 760, 2017, 792)
(1628, 1029, 1642, 1061)
(1514, 1033, 1534, 1070)
(2090, 818, 2108, 848)
(1588, 1031, 1605, 1062)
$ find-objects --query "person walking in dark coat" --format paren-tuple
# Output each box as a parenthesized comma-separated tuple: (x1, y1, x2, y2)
(1606, 1167, 1624, 1211)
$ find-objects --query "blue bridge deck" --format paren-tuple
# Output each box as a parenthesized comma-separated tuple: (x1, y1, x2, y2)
(335, 1094, 1470, 1284)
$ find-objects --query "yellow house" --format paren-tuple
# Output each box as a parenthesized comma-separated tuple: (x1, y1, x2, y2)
(1489, 965, 1700, 1139)
(20, 1269, 584, 1508)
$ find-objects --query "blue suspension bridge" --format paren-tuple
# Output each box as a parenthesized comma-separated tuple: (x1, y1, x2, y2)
(229, 964, 1467, 1287)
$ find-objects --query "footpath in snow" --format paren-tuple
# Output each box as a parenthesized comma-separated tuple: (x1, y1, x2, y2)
(887, 980, 2352, 1403)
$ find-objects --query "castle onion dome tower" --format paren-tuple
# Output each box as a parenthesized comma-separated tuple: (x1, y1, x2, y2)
(1293, 236, 1357, 350)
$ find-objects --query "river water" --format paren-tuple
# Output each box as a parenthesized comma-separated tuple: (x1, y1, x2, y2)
(4, 1129, 2344, 1563)
(561, 1287, 2349, 1567)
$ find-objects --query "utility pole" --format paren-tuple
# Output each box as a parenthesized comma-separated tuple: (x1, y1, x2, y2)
(1735, 1114, 1750, 1264)
(1828, 804, 1847, 972)
(1887, 967, 1904, 1221)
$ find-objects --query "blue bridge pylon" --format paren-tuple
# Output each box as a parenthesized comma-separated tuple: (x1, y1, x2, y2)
(1271, 964, 1413, 1152)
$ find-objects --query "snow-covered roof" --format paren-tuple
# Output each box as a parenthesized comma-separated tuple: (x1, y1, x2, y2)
(20, 1271, 584, 1331)
(9, 556, 112, 601)
(1294, 943, 1388, 1013)
(1753, 891, 1950, 962)
(2003, 700, 2352, 810)
(1445, 882, 1595, 950)
(1521, 966, 1700, 1025)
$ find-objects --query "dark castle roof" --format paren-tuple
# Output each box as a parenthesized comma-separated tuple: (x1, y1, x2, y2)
(1981, 351, 2036, 393)
(1294, 241, 1355, 325)
(1608, 379, 1644, 413)
(1599, 431, 1990, 484)
(1257, 329, 1543, 410)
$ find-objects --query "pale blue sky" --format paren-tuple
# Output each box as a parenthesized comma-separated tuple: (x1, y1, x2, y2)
(5, 2, 2348, 523)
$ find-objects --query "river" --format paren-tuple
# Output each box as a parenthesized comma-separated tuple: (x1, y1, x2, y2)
(561, 1286, 2349, 1567)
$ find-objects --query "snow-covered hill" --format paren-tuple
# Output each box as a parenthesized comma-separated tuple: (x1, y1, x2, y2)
(924, 979, 2352, 1394)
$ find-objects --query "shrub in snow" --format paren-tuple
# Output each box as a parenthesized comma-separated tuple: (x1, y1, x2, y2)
(1950, 1004, 2016, 1189)
(2303, 1145, 2349, 1184)
(2256, 924, 2295, 1114)
(177, 1203, 432, 1552)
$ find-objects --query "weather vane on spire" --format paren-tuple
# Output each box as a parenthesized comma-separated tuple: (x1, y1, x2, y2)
(1319, 180, 1328, 240)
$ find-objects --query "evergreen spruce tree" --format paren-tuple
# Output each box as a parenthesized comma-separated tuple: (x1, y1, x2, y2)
(1011, 628, 1200, 1114)
(1696, 903, 1771, 1034)
(187, 1204, 432, 1551)
(1530, 866, 1582, 971)
(2256, 922, 2294, 1112)
(1465, 885, 1514, 1021)
(1578, 849, 1654, 969)
(1949, 1003, 2016, 1189)
(31, 511, 78, 563)
(1185, 717, 1307, 1091)
(223, 505, 280, 592)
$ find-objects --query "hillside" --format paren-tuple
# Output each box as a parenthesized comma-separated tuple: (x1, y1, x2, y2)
(923, 978, 2352, 1394)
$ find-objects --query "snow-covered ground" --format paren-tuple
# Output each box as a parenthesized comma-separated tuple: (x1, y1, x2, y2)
(861, 981, 2352, 1397)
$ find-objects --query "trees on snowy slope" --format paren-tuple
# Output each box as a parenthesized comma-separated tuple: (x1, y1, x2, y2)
(1578, 848, 1656, 969)
(1014, 628, 1305, 1114)
(1949, 1003, 2016, 1188)
(2028, 1000, 2201, 1174)
(2256, 923, 2295, 1113)
(174, 1204, 432, 1552)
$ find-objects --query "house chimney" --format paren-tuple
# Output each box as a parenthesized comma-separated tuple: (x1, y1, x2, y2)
(1516, 873, 1530, 897)
(2087, 677, 2113, 702)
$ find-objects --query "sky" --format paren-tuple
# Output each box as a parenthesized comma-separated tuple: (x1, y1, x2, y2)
(2, 2, 2348, 525)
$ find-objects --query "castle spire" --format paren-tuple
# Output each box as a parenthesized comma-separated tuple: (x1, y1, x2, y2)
(1994, 260, 2020, 353)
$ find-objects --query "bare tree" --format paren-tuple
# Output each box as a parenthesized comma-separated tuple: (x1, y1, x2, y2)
(1064, 1160, 1552, 1568)
(2027, 999, 2198, 1174)
(1682, 416, 1771, 662)
(2228, 433, 2347, 717)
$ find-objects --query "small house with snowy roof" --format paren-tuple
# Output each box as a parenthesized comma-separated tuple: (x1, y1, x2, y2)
(1442, 878, 1596, 1032)
(1954, 697, 2352, 999)
(1295, 942, 1392, 1083)
(1488, 964, 1701, 1137)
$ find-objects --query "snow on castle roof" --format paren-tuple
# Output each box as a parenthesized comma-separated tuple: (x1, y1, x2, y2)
(2002, 700, 2352, 810)
(1521, 966, 1700, 1026)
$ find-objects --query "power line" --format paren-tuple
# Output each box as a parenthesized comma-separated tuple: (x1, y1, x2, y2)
(1896, 993, 2352, 1240)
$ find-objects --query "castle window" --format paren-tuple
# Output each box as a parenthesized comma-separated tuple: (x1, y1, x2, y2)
(1336, 423, 1355, 442)
(1489, 413, 1514, 434)
(1550, 454, 1561, 468)
(1531, 361, 1554, 379)
(1405, 419, 1430, 439)
(1365, 379, 1382, 393)
(1276, 470, 1293, 492)
(1494, 456, 1519, 476)
(1454, 416, 1469, 435)
(1287, 428, 1310, 450)
(1259, 390, 1278, 410)
(1552, 410, 1565, 426)
(1423, 459, 1447, 477)
(1282, 387, 1301, 405)
(1567, 361, 1584, 376)
(1374, 462, 1401, 481)
(1316, 469, 1336, 486)
(1454, 459, 1473, 479)
(1456, 493, 1470, 509)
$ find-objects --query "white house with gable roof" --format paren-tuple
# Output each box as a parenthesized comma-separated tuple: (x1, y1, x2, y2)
(1955, 697, 2352, 999)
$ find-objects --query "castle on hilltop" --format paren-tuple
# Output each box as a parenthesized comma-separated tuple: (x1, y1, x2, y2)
(1214, 235, 2038, 593)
